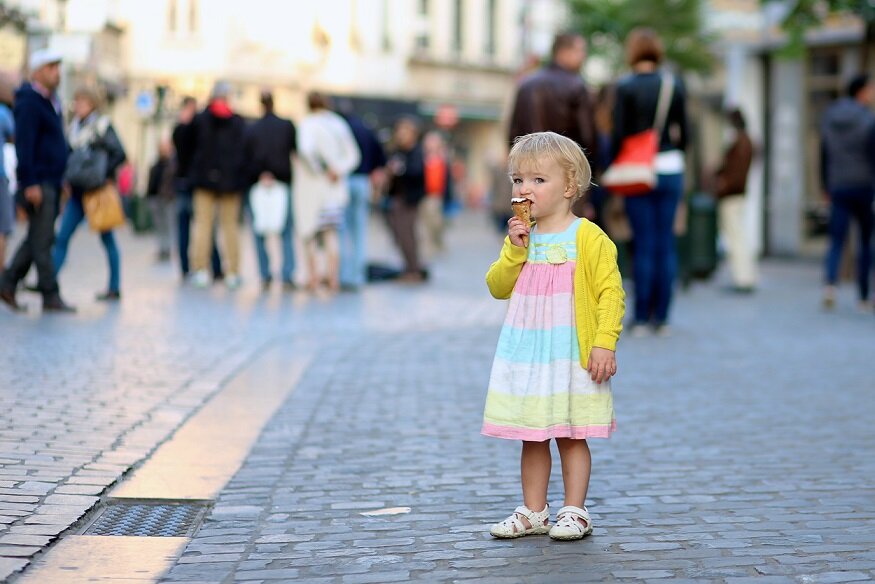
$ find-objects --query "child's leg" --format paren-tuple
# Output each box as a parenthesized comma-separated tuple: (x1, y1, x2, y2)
(556, 438, 591, 508)
(521, 440, 551, 515)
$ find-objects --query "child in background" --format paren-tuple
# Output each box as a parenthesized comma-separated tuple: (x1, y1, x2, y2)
(483, 131, 625, 541)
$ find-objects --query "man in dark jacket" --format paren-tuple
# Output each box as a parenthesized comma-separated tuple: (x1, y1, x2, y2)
(243, 90, 297, 290)
(507, 32, 599, 218)
(0, 49, 73, 313)
(173, 96, 223, 281)
(188, 82, 246, 289)
(715, 109, 756, 293)
(820, 74, 875, 310)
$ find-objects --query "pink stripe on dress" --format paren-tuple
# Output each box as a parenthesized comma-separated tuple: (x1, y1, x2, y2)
(513, 262, 575, 296)
(481, 420, 617, 441)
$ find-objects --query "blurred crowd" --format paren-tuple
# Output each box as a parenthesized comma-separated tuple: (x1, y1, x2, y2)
(0, 50, 460, 314)
(1, 28, 872, 322)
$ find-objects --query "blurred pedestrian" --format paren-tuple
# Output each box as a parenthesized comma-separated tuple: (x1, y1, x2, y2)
(715, 108, 757, 293)
(483, 132, 624, 541)
(188, 81, 246, 289)
(147, 138, 176, 262)
(339, 109, 386, 291)
(295, 92, 360, 293)
(53, 87, 127, 301)
(173, 97, 223, 282)
(488, 151, 512, 233)
(508, 31, 600, 218)
(612, 28, 688, 336)
(385, 117, 426, 282)
(0, 80, 15, 272)
(0, 49, 73, 313)
(421, 131, 451, 258)
(820, 74, 875, 311)
(243, 90, 297, 291)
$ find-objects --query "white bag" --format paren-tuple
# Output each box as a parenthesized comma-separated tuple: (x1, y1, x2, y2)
(250, 182, 289, 235)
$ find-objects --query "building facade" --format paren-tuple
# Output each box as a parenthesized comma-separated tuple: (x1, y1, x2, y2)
(20, 0, 567, 198)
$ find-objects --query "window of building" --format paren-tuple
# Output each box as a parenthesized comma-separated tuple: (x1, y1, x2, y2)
(382, 0, 392, 52)
(453, 0, 463, 53)
(167, 0, 177, 34)
(416, 0, 430, 51)
(485, 0, 496, 57)
(189, 0, 198, 34)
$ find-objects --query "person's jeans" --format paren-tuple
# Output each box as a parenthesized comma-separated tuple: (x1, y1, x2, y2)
(340, 174, 370, 288)
(53, 196, 121, 292)
(825, 186, 874, 301)
(176, 190, 223, 278)
(149, 196, 175, 255)
(624, 172, 684, 324)
(252, 189, 295, 283)
(1, 182, 60, 298)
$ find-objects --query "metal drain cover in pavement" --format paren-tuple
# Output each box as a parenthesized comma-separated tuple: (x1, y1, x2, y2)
(83, 500, 210, 537)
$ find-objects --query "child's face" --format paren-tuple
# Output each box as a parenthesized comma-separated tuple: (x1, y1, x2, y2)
(510, 157, 574, 220)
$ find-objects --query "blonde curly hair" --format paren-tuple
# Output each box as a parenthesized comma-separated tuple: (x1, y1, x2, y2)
(507, 131, 592, 201)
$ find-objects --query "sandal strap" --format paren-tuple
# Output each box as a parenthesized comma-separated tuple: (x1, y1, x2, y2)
(556, 505, 590, 528)
(512, 505, 549, 528)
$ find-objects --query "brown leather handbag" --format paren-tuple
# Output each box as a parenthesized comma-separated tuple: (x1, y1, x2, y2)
(83, 183, 126, 233)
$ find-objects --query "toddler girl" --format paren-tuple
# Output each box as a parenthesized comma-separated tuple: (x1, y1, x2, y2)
(484, 131, 625, 540)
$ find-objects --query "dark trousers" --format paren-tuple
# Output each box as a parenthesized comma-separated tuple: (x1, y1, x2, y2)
(825, 186, 874, 301)
(1, 183, 60, 299)
(624, 173, 684, 324)
(176, 190, 223, 278)
(386, 199, 421, 273)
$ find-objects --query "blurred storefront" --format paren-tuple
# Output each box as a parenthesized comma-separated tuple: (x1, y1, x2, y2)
(706, 0, 869, 258)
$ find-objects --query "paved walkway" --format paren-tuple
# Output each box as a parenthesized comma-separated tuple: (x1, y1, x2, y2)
(2, 211, 874, 583)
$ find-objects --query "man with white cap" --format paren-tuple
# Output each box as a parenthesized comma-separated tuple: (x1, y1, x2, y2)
(0, 47, 73, 312)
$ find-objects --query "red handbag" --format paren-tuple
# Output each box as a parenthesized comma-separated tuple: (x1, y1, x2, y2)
(602, 74, 674, 196)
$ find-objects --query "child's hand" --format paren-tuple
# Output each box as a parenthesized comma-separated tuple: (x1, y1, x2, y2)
(587, 348, 617, 384)
(508, 217, 530, 248)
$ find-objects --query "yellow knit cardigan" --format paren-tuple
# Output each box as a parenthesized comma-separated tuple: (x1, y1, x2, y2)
(485, 219, 625, 368)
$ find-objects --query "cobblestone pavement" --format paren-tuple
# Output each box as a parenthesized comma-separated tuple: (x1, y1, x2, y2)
(159, 222, 871, 582)
(3, 212, 875, 583)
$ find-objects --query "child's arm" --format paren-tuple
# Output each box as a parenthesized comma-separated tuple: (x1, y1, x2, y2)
(485, 236, 528, 299)
(588, 233, 626, 351)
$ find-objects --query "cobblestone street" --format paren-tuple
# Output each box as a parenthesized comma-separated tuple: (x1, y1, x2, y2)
(2, 212, 874, 583)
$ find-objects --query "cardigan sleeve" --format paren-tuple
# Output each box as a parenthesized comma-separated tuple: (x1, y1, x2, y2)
(485, 237, 528, 299)
(587, 232, 625, 351)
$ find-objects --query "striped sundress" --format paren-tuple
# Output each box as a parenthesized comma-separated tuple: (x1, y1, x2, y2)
(482, 218, 616, 441)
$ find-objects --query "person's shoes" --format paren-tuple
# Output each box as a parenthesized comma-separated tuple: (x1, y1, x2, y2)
(261, 279, 272, 293)
(654, 323, 672, 337)
(628, 323, 649, 338)
(96, 290, 121, 302)
(225, 274, 242, 290)
(339, 283, 360, 292)
(0, 288, 24, 312)
(857, 299, 874, 314)
(43, 297, 76, 313)
(156, 250, 171, 263)
(192, 270, 210, 288)
(398, 271, 425, 283)
(22, 283, 40, 294)
(281, 280, 297, 292)
(823, 286, 837, 310)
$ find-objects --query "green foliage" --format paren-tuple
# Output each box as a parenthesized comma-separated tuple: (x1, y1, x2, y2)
(763, 0, 875, 57)
(567, 0, 714, 73)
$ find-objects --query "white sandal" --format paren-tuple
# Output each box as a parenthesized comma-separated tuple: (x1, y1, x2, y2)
(489, 504, 550, 538)
(549, 505, 593, 540)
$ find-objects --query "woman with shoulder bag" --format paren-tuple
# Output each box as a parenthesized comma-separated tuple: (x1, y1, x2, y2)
(610, 28, 688, 337)
(53, 87, 127, 301)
